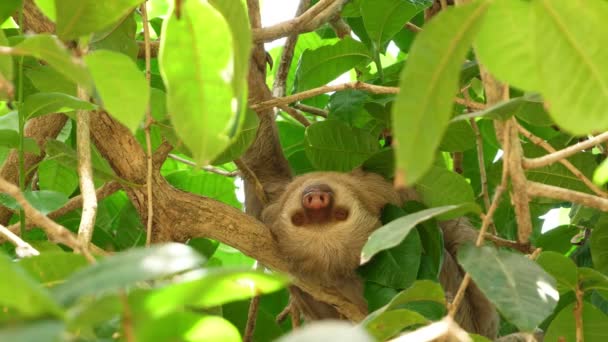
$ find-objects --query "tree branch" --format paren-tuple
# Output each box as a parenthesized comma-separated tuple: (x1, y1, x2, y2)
(0, 223, 39, 257)
(526, 181, 608, 212)
(518, 124, 608, 198)
(523, 130, 608, 169)
(252, 0, 348, 43)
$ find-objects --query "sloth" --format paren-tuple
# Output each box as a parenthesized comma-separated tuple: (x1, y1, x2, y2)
(258, 169, 498, 339)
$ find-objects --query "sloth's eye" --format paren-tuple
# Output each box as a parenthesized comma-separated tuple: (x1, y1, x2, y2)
(334, 208, 349, 221)
(291, 212, 305, 226)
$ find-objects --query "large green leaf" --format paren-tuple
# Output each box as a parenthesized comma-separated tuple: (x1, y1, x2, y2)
(208, 0, 251, 116)
(18, 252, 88, 286)
(55, 0, 142, 39)
(534, 0, 608, 134)
(165, 170, 241, 209)
(361, 205, 465, 263)
(363, 309, 428, 340)
(545, 302, 608, 342)
(38, 159, 79, 196)
(438, 120, 475, 152)
(534, 224, 578, 254)
(52, 243, 204, 305)
(45, 140, 117, 182)
(459, 244, 559, 331)
(85, 50, 149, 132)
(591, 225, 608, 275)
(211, 108, 258, 165)
(392, 0, 489, 185)
(536, 251, 577, 294)
(22, 92, 96, 120)
(0, 0, 21, 24)
(14, 34, 91, 89)
(524, 147, 596, 194)
(415, 166, 478, 219)
(138, 269, 288, 317)
(134, 312, 241, 342)
(475, 0, 538, 91)
(0, 320, 64, 342)
(361, 0, 429, 48)
(0, 253, 63, 318)
(26, 65, 76, 95)
(294, 37, 371, 92)
(90, 12, 138, 61)
(159, 0, 235, 165)
(0, 190, 68, 215)
(0, 129, 40, 154)
(304, 120, 379, 171)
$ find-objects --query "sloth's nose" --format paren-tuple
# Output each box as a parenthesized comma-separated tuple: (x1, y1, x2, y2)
(302, 191, 331, 209)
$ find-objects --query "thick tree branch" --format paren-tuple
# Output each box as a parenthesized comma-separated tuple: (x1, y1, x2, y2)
(252, 0, 348, 43)
(0, 114, 68, 225)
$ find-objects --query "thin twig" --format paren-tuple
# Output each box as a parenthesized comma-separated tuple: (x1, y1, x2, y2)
(272, 0, 311, 98)
(252, 81, 485, 112)
(519, 125, 608, 198)
(405, 22, 422, 33)
(120, 292, 135, 342)
(140, 2, 155, 246)
(574, 284, 584, 342)
(523, 131, 608, 169)
(235, 159, 268, 205)
(252, 0, 348, 43)
(526, 181, 608, 212)
(0, 177, 93, 261)
(484, 233, 533, 254)
(76, 87, 97, 252)
(0, 223, 39, 257)
(278, 104, 310, 126)
(167, 154, 239, 177)
(244, 276, 262, 342)
(470, 118, 494, 234)
(293, 103, 328, 118)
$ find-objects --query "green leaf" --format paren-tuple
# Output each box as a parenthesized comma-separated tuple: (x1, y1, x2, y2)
(38, 159, 79, 197)
(363, 148, 395, 179)
(361, 205, 465, 263)
(0, 129, 40, 154)
(361, 0, 429, 48)
(386, 280, 446, 309)
(392, 0, 489, 185)
(212, 108, 259, 165)
(18, 252, 88, 286)
(208, 0, 251, 116)
(0, 253, 63, 318)
(0, 320, 64, 342)
(524, 149, 596, 194)
(363, 309, 428, 340)
(165, 170, 241, 209)
(0, 1, 20, 24)
(475, 0, 538, 90)
(26, 65, 76, 95)
(534, 0, 608, 134)
(85, 50, 149, 132)
(90, 12, 138, 61)
(304, 120, 379, 171)
(534, 225, 578, 254)
(45, 139, 117, 183)
(159, 0, 235, 165)
(52, 243, 204, 305)
(294, 37, 371, 92)
(138, 269, 288, 317)
(545, 302, 608, 342)
(438, 120, 475, 152)
(0, 190, 68, 215)
(578, 267, 608, 294)
(536, 251, 577, 294)
(14, 34, 91, 89)
(276, 321, 373, 342)
(22, 92, 96, 120)
(451, 94, 544, 123)
(593, 157, 608, 187)
(135, 312, 241, 342)
(55, 0, 142, 40)
(415, 166, 478, 219)
(591, 225, 608, 275)
(459, 244, 559, 331)
(0, 29, 13, 81)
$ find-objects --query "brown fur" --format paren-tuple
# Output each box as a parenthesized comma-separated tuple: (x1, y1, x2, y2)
(241, 114, 498, 338)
